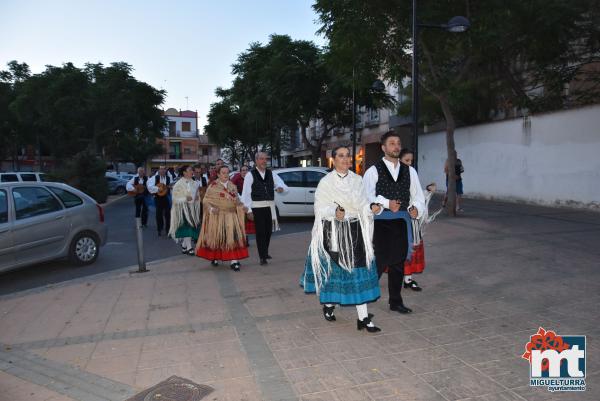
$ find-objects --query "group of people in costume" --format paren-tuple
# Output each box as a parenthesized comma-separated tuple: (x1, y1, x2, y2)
(127, 130, 439, 334)
(126, 152, 287, 272)
(302, 131, 439, 333)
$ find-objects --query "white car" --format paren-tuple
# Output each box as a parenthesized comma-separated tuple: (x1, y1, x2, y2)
(0, 172, 49, 183)
(273, 167, 329, 217)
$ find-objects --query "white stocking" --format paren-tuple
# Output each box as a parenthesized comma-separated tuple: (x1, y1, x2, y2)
(356, 303, 374, 327)
(182, 237, 192, 250)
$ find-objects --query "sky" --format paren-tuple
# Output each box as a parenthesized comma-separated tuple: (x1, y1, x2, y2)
(0, 0, 326, 128)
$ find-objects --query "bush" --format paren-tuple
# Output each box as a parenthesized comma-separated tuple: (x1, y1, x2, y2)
(55, 151, 109, 203)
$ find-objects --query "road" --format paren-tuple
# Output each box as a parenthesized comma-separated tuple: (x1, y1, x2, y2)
(0, 196, 313, 296)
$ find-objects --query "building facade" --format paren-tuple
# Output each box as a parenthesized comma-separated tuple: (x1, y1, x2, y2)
(150, 108, 220, 173)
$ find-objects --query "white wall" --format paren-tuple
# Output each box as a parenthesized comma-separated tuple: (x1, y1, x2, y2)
(418, 104, 600, 209)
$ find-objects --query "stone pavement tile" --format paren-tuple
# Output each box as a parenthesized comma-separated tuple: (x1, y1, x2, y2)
(512, 385, 597, 401)
(359, 376, 447, 401)
(372, 317, 412, 334)
(406, 294, 464, 313)
(431, 306, 489, 325)
(420, 365, 507, 400)
(91, 337, 144, 359)
(394, 346, 465, 375)
(286, 362, 356, 395)
(389, 311, 454, 330)
(103, 302, 149, 332)
(454, 391, 524, 400)
(472, 357, 528, 389)
(372, 330, 434, 354)
(264, 327, 321, 351)
(416, 324, 480, 346)
(147, 304, 189, 329)
(141, 332, 191, 352)
(340, 354, 410, 385)
(133, 362, 193, 389)
(0, 370, 75, 401)
(257, 317, 309, 333)
(189, 354, 253, 382)
(204, 376, 264, 401)
(273, 344, 337, 370)
(39, 342, 97, 369)
(471, 301, 526, 319)
(188, 326, 238, 344)
(86, 351, 140, 375)
(244, 293, 292, 318)
(325, 338, 387, 362)
(137, 345, 193, 369)
(313, 323, 383, 345)
(331, 386, 373, 401)
(301, 391, 342, 401)
(441, 339, 515, 365)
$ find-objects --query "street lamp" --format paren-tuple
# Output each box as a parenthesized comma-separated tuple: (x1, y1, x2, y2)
(412, 0, 470, 170)
(352, 76, 387, 173)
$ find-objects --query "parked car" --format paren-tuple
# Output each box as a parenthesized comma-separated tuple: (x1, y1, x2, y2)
(272, 167, 329, 217)
(105, 176, 128, 195)
(106, 172, 135, 181)
(0, 181, 107, 273)
(0, 171, 49, 183)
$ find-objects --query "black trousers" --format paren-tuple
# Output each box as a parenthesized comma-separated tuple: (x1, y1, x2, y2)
(134, 196, 148, 225)
(374, 218, 409, 307)
(253, 207, 272, 260)
(377, 261, 405, 307)
(155, 195, 170, 233)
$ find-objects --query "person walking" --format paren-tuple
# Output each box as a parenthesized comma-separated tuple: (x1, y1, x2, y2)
(148, 166, 172, 237)
(169, 165, 202, 255)
(126, 167, 150, 228)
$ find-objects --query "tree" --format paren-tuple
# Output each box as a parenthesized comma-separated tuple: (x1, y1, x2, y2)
(314, 0, 600, 215)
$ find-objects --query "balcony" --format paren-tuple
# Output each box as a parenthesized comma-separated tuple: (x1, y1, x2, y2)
(165, 130, 199, 138)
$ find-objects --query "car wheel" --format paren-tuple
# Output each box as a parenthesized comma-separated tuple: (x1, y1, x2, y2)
(69, 231, 100, 266)
(115, 186, 126, 195)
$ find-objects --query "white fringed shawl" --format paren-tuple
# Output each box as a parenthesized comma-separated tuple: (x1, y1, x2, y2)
(411, 186, 443, 244)
(168, 178, 201, 238)
(308, 170, 375, 294)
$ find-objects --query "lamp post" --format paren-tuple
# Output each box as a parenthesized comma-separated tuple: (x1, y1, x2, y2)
(412, 0, 470, 171)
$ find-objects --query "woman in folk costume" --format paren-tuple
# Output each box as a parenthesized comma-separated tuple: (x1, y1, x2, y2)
(168, 165, 202, 255)
(196, 165, 249, 271)
(301, 146, 383, 333)
(399, 149, 443, 291)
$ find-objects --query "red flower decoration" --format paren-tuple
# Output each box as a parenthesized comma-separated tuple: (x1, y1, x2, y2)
(219, 192, 225, 197)
(522, 327, 570, 371)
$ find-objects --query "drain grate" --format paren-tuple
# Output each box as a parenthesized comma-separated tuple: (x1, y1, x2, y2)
(125, 376, 214, 401)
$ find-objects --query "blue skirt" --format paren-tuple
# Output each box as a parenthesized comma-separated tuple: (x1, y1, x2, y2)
(300, 252, 380, 306)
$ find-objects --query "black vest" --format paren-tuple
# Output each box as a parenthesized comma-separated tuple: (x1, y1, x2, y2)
(375, 160, 410, 211)
(154, 175, 171, 186)
(250, 169, 275, 201)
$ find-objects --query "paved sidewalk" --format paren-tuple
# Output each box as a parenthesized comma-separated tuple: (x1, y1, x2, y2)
(0, 198, 598, 401)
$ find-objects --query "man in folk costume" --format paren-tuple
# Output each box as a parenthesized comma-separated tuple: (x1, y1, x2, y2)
(126, 167, 150, 228)
(168, 165, 202, 255)
(240, 152, 288, 265)
(301, 146, 383, 332)
(196, 166, 249, 271)
(148, 166, 172, 237)
(364, 131, 425, 314)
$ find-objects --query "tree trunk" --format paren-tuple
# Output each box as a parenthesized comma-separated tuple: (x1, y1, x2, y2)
(438, 95, 458, 217)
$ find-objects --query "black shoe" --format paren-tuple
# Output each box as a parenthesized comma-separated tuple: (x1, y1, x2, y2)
(211, 260, 219, 266)
(181, 245, 189, 255)
(187, 248, 195, 256)
(266, 255, 272, 259)
(357, 316, 381, 333)
(260, 259, 268, 265)
(390, 304, 413, 314)
(157, 231, 162, 237)
(322, 305, 336, 322)
(403, 279, 422, 291)
(230, 262, 240, 271)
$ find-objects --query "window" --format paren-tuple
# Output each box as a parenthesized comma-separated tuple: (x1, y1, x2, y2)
(168, 121, 176, 136)
(305, 171, 326, 188)
(169, 142, 182, 159)
(20, 173, 37, 182)
(184, 147, 193, 154)
(39, 174, 52, 182)
(201, 148, 209, 156)
(277, 171, 303, 188)
(0, 190, 7, 223)
(49, 187, 83, 208)
(1, 174, 18, 182)
(181, 122, 191, 132)
(12, 187, 62, 220)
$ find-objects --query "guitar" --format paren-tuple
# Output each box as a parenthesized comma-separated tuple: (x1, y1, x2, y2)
(127, 183, 146, 196)
(156, 182, 170, 197)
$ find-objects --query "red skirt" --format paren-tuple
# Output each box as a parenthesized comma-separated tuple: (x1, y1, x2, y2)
(245, 219, 256, 234)
(404, 241, 425, 274)
(196, 247, 249, 261)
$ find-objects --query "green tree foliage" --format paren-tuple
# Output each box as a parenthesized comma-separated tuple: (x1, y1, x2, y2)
(314, 0, 600, 215)
(56, 149, 109, 203)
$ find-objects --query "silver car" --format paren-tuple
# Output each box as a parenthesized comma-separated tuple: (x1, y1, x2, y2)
(0, 182, 108, 273)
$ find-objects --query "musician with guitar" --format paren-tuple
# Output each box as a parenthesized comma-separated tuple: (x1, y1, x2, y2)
(148, 166, 172, 236)
(126, 167, 150, 228)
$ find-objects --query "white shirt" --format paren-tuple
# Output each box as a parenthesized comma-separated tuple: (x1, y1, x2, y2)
(363, 158, 425, 218)
(126, 174, 146, 192)
(240, 169, 289, 212)
(147, 174, 169, 194)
